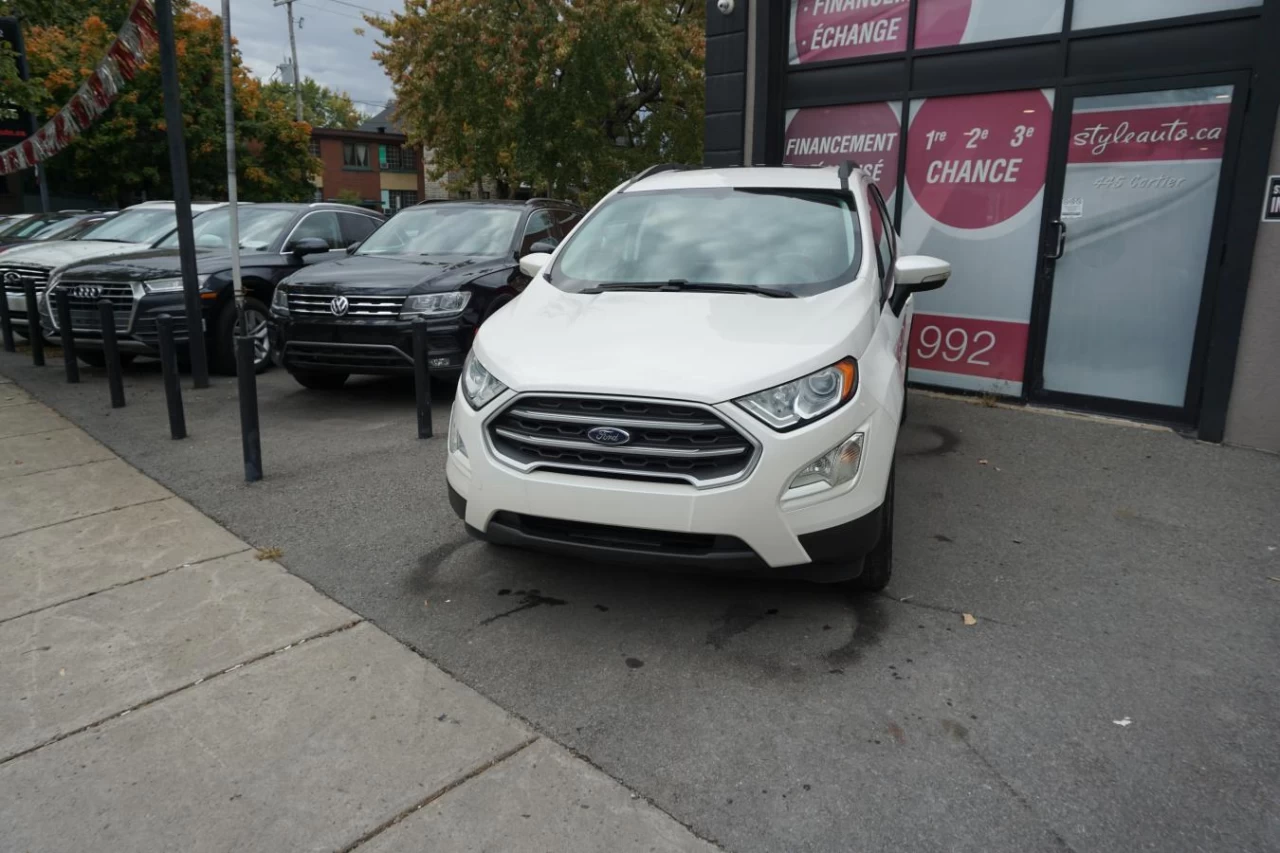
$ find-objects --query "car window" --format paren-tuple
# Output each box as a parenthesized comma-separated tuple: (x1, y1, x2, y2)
(356, 206, 522, 256)
(156, 207, 295, 251)
(868, 185, 895, 305)
(1, 215, 61, 238)
(287, 211, 344, 250)
(339, 212, 380, 246)
(521, 209, 557, 254)
(78, 208, 182, 244)
(553, 188, 860, 297)
(554, 209, 582, 239)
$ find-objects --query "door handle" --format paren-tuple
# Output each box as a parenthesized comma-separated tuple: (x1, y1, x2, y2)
(1046, 220, 1067, 260)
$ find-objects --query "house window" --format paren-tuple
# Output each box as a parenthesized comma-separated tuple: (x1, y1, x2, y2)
(457, 189, 472, 199)
(387, 190, 419, 212)
(308, 138, 321, 157)
(383, 144, 416, 171)
(342, 142, 369, 168)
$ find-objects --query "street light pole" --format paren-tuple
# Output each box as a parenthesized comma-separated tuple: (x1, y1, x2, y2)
(275, 0, 304, 122)
(154, 0, 210, 389)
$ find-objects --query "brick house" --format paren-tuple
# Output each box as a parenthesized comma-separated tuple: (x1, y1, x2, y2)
(309, 105, 426, 214)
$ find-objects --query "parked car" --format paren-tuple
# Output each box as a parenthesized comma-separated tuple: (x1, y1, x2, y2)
(0, 212, 75, 253)
(1, 201, 225, 339)
(444, 163, 950, 591)
(42, 203, 383, 373)
(268, 197, 583, 389)
(22, 211, 117, 245)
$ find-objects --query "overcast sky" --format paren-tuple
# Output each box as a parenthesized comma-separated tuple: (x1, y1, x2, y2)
(224, 0, 400, 116)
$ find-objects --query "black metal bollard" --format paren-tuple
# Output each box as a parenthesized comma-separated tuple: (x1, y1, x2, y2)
(0, 286, 14, 352)
(98, 300, 126, 408)
(55, 292, 80, 384)
(156, 314, 186, 439)
(234, 333, 263, 482)
(412, 317, 433, 439)
(23, 280, 44, 366)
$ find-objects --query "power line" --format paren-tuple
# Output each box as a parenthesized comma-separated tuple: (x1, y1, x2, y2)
(317, 0, 383, 14)
(296, 2, 365, 22)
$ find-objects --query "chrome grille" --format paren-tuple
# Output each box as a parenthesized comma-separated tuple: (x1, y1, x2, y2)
(1, 264, 50, 295)
(487, 395, 758, 488)
(51, 280, 135, 333)
(287, 290, 405, 317)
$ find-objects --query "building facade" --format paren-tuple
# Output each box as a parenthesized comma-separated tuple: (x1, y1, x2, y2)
(310, 120, 425, 214)
(704, 0, 1280, 452)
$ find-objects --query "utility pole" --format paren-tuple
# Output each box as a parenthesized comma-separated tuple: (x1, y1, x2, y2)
(274, 0, 303, 122)
(155, 0, 210, 389)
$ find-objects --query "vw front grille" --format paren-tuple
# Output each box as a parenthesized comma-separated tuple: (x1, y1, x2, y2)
(51, 280, 135, 333)
(487, 395, 758, 488)
(288, 290, 405, 317)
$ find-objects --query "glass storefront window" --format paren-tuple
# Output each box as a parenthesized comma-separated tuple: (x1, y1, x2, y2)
(915, 0, 1064, 48)
(789, 0, 910, 64)
(899, 89, 1054, 395)
(782, 102, 903, 203)
(1071, 0, 1261, 31)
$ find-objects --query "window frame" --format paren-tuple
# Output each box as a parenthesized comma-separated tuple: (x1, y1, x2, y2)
(868, 183, 897, 306)
(279, 210, 345, 253)
(342, 142, 370, 170)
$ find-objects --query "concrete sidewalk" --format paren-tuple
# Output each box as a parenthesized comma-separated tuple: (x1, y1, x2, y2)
(0, 376, 719, 853)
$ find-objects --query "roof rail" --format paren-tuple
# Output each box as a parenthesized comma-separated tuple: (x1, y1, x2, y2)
(837, 160, 860, 193)
(624, 163, 692, 189)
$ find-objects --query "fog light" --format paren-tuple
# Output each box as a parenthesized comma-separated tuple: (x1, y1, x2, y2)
(789, 433, 863, 491)
(448, 411, 467, 458)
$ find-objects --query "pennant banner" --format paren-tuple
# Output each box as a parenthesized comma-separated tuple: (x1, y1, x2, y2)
(0, 0, 157, 176)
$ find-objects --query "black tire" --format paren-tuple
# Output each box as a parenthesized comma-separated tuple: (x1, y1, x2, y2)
(847, 465, 894, 593)
(77, 351, 137, 368)
(212, 297, 272, 375)
(290, 369, 349, 390)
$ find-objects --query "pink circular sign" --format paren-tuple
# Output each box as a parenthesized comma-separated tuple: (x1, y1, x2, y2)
(783, 102, 902, 199)
(913, 0, 973, 49)
(905, 90, 1052, 230)
(793, 0, 909, 63)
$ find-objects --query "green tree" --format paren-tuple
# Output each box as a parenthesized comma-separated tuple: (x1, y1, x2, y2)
(263, 76, 364, 130)
(5, 2, 318, 205)
(369, 0, 704, 204)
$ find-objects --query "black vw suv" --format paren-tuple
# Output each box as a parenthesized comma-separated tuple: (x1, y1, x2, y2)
(269, 198, 582, 389)
(43, 203, 383, 372)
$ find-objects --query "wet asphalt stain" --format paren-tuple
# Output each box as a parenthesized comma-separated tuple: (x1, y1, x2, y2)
(932, 533, 954, 543)
(594, 604, 610, 612)
(705, 603, 776, 649)
(898, 425, 961, 457)
(479, 590, 568, 625)
(825, 594, 890, 669)
(625, 657, 644, 669)
(407, 535, 475, 594)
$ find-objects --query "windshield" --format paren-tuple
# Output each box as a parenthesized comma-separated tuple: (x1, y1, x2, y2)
(79, 208, 183, 244)
(553, 188, 861, 297)
(157, 207, 295, 251)
(0, 215, 61, 238)
(33, 217, 98, 241)
(356, 206, 521, 256)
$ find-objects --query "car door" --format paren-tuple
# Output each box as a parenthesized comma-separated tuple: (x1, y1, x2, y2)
(866, 183, 908, 420)
(283, 211, 345, 268)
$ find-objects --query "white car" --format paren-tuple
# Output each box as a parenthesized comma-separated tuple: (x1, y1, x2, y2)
(0, 200, 225, 342)
(445, 164, 950, 590)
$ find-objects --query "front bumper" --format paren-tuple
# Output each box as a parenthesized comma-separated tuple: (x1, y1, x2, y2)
(271, 314, 470, 377)
(40, 290, 210, 354)
(445, 387, 896, 575)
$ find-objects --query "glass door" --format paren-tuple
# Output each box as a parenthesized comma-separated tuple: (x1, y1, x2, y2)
(1029, 75, 1248, 421)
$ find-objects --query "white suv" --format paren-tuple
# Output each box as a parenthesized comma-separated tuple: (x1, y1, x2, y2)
(445, 164, 950, 590)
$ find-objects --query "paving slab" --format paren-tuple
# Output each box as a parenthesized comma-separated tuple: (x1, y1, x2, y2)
(0, 458, 169, 537)
(359, 738, 718, 853)
(0, 427, 112, 479)
(0, 401, 70, 439)
(0, 551, 356, 760)
(0, 623, 535, 853)
(0, 497, 247, 622)
(0, 385, 31, 407)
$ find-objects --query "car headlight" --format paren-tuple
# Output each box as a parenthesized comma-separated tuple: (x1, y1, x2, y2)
(402, 291, 470, 317)
(460, 350, 507, 410)
(271, 285, 289, 314)
(143, 274, 209, 294)
(734, 359, 858, 430)
(788, 433, 864, 493)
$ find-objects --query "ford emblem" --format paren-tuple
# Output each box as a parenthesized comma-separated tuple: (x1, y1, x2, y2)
(586, 426, 631, 446)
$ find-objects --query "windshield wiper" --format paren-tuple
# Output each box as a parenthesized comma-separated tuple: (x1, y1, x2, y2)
(580, 280, 796, 298)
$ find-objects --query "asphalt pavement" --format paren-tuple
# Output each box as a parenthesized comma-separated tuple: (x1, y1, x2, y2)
(2, 351, 1277, 853)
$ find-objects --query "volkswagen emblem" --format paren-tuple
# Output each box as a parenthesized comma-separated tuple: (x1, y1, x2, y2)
(586, 426, 631, 446)
(330, 295, 349, 316)
(72, 284, 102, 300)
(2, 271, 19, 284)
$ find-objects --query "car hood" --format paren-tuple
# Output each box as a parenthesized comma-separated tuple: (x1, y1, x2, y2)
(282, 253, 510, 294)
(0, 240, 151, 270)
(475, 277, 879, 404)
(54, 248, 242, 283)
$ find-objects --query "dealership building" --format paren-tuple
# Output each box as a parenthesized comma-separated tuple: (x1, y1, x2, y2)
(703, 0, 1280, 452)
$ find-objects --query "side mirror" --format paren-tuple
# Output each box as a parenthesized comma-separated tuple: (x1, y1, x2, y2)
(290, 236, 330, 258)
(890, 255, 951, 315)
(519, 252, 552, 278)
(529, 238, 559, 254)
(346, 241, 362, 255)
